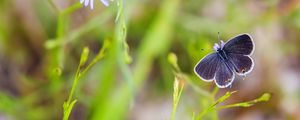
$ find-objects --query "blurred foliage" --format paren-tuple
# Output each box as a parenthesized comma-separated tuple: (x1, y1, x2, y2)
(0, 0, 300, 120)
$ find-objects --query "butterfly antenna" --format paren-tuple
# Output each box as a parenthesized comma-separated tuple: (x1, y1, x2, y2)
(218, 32, 221, 42)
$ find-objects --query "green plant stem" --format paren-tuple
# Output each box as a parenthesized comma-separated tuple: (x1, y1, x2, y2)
(196, 104, 214, 120)
(64, 42, 109, 120)
(171, 84, 184, 120)
(215, 93, 271, 110)
(91, 0, 180, 119)
(196, 91, 236, 120)
(91, 0, 134, 119)
(57, 2, 83, 109)
(212, 87, 219, 96)
(66, 66, 81, 106)
(178, 73, 211, 98)
(211, 87, 219, 120)
(115, 0, 133, 91)
(80, 44, 109, 77)
(57, 3, 82, 38)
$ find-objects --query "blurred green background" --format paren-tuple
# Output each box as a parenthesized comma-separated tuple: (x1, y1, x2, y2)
(0, 0, 300, 120)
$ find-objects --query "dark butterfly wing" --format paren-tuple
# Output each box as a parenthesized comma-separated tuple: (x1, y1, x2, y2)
(223, 34, 254, 55)
(194, 53, 220, 81)
(227, 53, 254, 75)
(215, 61, 234, 88)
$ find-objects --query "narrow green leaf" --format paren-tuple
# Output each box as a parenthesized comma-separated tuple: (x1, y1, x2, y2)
(215, 93, 271, 110)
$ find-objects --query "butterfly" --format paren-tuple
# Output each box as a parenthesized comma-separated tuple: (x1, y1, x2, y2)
(194, 33, 255, 88)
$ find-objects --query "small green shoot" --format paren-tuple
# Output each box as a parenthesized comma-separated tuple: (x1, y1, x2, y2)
(171, 75, 185, 120)
(216, 93, 271, 110)
(196, 91, 236, 120)
(168, 53, 181, 72)
(63, 40, 110, 120)
(168, 53, 185, 120)
(123, 41, 132, 64)
(79, 47, 89, 67)
(196, 92, 271, 120)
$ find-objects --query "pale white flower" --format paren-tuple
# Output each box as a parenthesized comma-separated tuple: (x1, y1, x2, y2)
(80, 0, 111, 9)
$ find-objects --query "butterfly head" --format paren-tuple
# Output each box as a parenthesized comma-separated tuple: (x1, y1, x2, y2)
(213, 40, 226, 51)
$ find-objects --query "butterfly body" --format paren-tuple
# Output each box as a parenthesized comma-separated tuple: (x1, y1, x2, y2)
(217, 49, 229, 61)
(194, 34, 254, 88)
